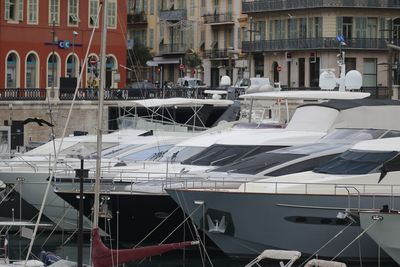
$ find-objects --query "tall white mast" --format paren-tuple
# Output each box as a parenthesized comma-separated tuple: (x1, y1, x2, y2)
(93, 0, 108, 229)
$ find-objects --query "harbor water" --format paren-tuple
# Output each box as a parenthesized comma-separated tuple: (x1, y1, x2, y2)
(5, 233, 398, 266)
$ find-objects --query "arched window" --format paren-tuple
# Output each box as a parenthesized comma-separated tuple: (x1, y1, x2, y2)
(106, 55, 118, 88)
(26, 53, 39, 88)
(47, 53, 60, 88)
(66, 54, 79, 78)
(6, 52, 19, 88)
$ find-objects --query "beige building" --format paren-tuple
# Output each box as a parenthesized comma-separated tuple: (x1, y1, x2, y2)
(242, 1, 400, 90)
(127, 0, 400, 90)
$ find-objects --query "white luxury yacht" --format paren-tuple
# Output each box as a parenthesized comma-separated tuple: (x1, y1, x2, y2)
(167, 137, 400, 261)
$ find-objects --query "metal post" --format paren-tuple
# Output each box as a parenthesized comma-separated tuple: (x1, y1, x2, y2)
(248, 17, 253, 78)
(78, 159, 84, 267)
(72, 31, 79, 78)
(51, 20, 56, 98)
(388, 19, 394, 97)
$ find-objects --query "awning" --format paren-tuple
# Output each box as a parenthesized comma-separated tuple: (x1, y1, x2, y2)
(146, 57, 180, 67)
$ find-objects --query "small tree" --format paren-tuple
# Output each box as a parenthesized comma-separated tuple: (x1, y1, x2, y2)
(183, 51, 202, 76)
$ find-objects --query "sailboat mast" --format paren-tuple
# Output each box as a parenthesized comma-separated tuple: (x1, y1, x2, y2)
(94, 0, 108, 229)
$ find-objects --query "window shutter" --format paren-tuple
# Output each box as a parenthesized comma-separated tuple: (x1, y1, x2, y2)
(336, 16, 343, 35)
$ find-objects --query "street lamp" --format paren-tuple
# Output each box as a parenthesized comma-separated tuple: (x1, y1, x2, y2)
(72, 31, 79, 78)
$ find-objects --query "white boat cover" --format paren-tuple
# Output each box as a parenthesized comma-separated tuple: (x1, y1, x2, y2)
(47, 260, 77, 267)
(10, 260, 44, 267)
(239, 91, 370, 100)
(257, 249, 301, 260)
(305, 259, 347, 267)
(118, 98, 233, 108)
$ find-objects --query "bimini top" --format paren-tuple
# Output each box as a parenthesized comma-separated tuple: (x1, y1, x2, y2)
(239, 90, 370, 100)
(118, 97, 233, 108)
(300, 99, 400, 111)
(352, 137, 400, 152)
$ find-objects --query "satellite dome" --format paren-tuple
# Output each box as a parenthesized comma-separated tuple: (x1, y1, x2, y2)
(345, 70, 362, 90)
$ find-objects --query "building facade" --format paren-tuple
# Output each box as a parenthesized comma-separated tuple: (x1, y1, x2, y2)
(242, 0, 400, 89)
(0, 0, 127, 93)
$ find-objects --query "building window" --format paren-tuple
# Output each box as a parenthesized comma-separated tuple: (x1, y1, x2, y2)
(68, 0, 79, 26)
(393, 18, 400, 42)
(26, 53, 38, 88)
(149, 29, 154, 49)
(363, 58, 377, 87)
(49, 0, 60, 25)
(89, 0, 99, 27)
(47, 53, 60, 88)
(150, 0, 154, 15)
(66, 54, 79, 78)
(106, 55, 117, 88)
(366, 18, 377, 38)
(6, 52, 19, 88)
(27, 0, 38, 24)
(107, 0, 117, 28)
(299, 18, 307, 39)
(342, 17, 353, 40)
(5, 0, 23, 21)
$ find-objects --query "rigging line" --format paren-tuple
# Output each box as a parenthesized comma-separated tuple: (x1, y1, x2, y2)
(133, 206, 181, 248)
(298, 221, 355, 267)
(331, 219, 379, 262)
(173, 190, 210, 265)
(159, 204, 204, 245)
(40, 205, 73, 248)
(0, 184, 17, 206)
(25, 3, 103, 262)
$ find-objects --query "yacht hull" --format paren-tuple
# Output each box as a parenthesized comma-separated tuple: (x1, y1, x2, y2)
(0, 172, 92, 231)
(167, 189, 395, 261)
(55, 191, 198, 244)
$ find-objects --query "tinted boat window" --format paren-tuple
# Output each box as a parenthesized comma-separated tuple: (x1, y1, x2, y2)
(314, 150, 398, 175)
(382, 130, 400, 139)
(182, 145, 285, 166)
(214, 152, 305, 175)
(121, 144, 173, 161)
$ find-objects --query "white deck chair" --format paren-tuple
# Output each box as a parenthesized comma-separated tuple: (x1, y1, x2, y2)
(244, 249, 301, 267)
(305, 259, 347, 267)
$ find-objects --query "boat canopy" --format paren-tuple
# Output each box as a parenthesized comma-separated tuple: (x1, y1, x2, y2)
(239, 90, 370, 100)
(118, 98, 233, 108)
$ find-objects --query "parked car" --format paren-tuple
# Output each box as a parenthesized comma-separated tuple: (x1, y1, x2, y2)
(176, 77, 207, 89)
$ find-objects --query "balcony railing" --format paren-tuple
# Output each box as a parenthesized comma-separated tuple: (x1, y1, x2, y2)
(242, 37, 399, 52)
(242, 0, 400, 12)
(203, 13, 234, 24)
(159, 43, 188, 55)
(127, 12, 147, 25)
(159, 9, 187, 21)
(0, 87, 392, 101)
(204, 49, 230, 59)
(0, 88, 46, 100)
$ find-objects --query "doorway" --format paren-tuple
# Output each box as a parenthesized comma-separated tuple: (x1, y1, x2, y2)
(298, 58, 305, 87)
(272, 61, 279, 83)
(211, 67, 219, 87)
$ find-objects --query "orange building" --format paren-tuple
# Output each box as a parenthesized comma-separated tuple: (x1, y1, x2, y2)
(0, 0, 127, 90)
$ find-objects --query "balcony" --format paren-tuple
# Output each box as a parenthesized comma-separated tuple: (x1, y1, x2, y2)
(204, 49, 231, 59)
(159, 9, 187, 21)
(159, 43, 189, 55)
(127, 12, 147, 25)
(203, 13, 234, 25)
(242, 0, 400, 13)
(242, 37, 399, 52)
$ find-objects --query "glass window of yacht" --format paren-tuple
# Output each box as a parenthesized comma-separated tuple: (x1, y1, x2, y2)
(62, 142, 118, 158)
(214, 152, 306, 175)
(159, 146, 206, 163)
(314, 150, 398, 175)
(101, 144, 141, 158)
(382, 130, 400, 139)
(121, 144, 173, 161)
(182, 145, 286, 166)
(267, 154, 340, 177)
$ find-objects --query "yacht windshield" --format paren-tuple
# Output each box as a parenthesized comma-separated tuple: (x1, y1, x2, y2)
(63, 142, 117, 159)
(158, 146, 205, 163)
(214, 152, 306, 175)
(321, 129, 386, 144)
(121, 144, 173, 161)
(102, 144, 141, 158)
(182, 144, 285, 166)
(314, 150, 398, 175)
